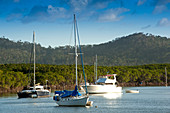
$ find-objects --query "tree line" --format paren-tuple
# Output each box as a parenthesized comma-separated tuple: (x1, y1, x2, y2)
(0, 63, 169, 92)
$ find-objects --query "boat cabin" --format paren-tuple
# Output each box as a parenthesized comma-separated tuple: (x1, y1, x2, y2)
(29, 84, 44, 90)
(96, 74, 117, 85)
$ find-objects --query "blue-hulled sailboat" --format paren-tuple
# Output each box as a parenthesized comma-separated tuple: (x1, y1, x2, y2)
(53, 14, 89, 107)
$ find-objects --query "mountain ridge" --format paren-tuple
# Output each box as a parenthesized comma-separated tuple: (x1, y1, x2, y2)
(0, 32, 169, 66)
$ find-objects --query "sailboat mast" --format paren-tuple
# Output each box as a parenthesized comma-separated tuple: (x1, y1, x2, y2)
(165, 67, 167, 87)
(96, 54, 97, 82)
(74, 14, 78, 86)
(94, 62, 95, 83)
(33, 31, 36, 89)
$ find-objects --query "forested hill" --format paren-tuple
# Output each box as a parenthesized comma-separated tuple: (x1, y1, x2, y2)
(0, 33, 169, 66)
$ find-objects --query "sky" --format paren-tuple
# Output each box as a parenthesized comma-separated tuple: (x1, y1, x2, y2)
(0, 0, 170, 47)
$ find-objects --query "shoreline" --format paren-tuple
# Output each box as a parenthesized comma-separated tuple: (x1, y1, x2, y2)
(0, 83, 169, 94)
(119, 82, 169, 87)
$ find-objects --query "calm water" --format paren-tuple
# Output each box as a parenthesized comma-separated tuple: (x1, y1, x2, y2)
(0, 87, 170, 113)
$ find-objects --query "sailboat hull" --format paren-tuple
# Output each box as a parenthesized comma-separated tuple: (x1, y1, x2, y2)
(17, 90, 50, 98)
(17, 90, 37, 98)
(55, 96, 89, 107)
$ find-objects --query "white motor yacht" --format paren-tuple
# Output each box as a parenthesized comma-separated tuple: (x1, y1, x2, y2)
(83, 74, 122, 94)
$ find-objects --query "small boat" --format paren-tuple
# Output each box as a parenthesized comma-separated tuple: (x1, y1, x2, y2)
(53, 14, 90, 107)
(18, 84, 50, 98)
(82, 74, 122, 94)
(17, 32, 50, 98)
(125, 90, 139, 93)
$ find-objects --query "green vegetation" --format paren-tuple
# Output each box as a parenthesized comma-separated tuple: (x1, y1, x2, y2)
(0, 32, 170, 66)
(0, 33, 170, 92)
(0, 63, 169, 91)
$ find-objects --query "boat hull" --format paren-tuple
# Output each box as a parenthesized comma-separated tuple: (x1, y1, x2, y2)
(36, 90, 50, 97)
(125, 90, 139, 93)
(55, 96, 89, 107)
(83, 85, 122, 94)
(17, 90, 50, 98)
(17, 91, 37, 98)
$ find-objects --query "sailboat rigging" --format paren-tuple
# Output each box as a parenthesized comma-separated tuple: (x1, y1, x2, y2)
(53, 14, 91, 107)
(165, 67, 167, 87)
(17, 31, 50, 98)
(95, 54, 97, 84)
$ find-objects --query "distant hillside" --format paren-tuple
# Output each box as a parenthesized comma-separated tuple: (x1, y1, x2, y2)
(0, 33, 170, 66)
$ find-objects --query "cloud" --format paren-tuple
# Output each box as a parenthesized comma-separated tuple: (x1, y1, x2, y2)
(60, 0, 114, 14)
(152, 0, 170, 14)
(89, 0, 114, 9)
(137, 0, 147, 6)
(153, 5, 167, 14)
(6, 0, 116, 23)
(157, 18, 170, 26)
(54, 0, 120, 22)
(20, 5, 69, 23)
(1, 0, 130, 23)
(6, 8, 27, 22)
(47, 5, 68, 18)
(98, 13, 118, 22)
(98, 8, 129, 22)
(69, 0, 88, 12)
(6, 13, 22, 21)
(141, 25, 151, 29)
(21, 5, 49, 23)
(155, 0, 170, 5)
(59, 0, 89, 13)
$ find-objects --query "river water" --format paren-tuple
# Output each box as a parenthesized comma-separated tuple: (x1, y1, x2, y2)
(0, 86, 170, 113)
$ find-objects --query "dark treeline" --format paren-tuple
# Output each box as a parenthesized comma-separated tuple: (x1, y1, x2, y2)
(0, 32, 170, 66)
(0, 63, 169, 93)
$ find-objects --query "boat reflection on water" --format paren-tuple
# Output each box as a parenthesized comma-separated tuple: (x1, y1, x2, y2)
(91, 93, 123, 99)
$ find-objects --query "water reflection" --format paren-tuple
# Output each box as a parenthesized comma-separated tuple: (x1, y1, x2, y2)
(0, 93, 17, 98)
(1, 87, 170, 113)
(91, 93, 122, 99)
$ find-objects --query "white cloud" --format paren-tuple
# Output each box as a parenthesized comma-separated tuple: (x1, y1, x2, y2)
(153, 5, 166, 14)
(99, 13, 118, 22)
(47, 5, 69, 21)
(98, 8, 129, 22)
(48, 5, 66, 15)
(69, 0, 88, 12)
(137, 0, 146, 6)
(153, 0, 170, 14)
(157, 18, 170, 26)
